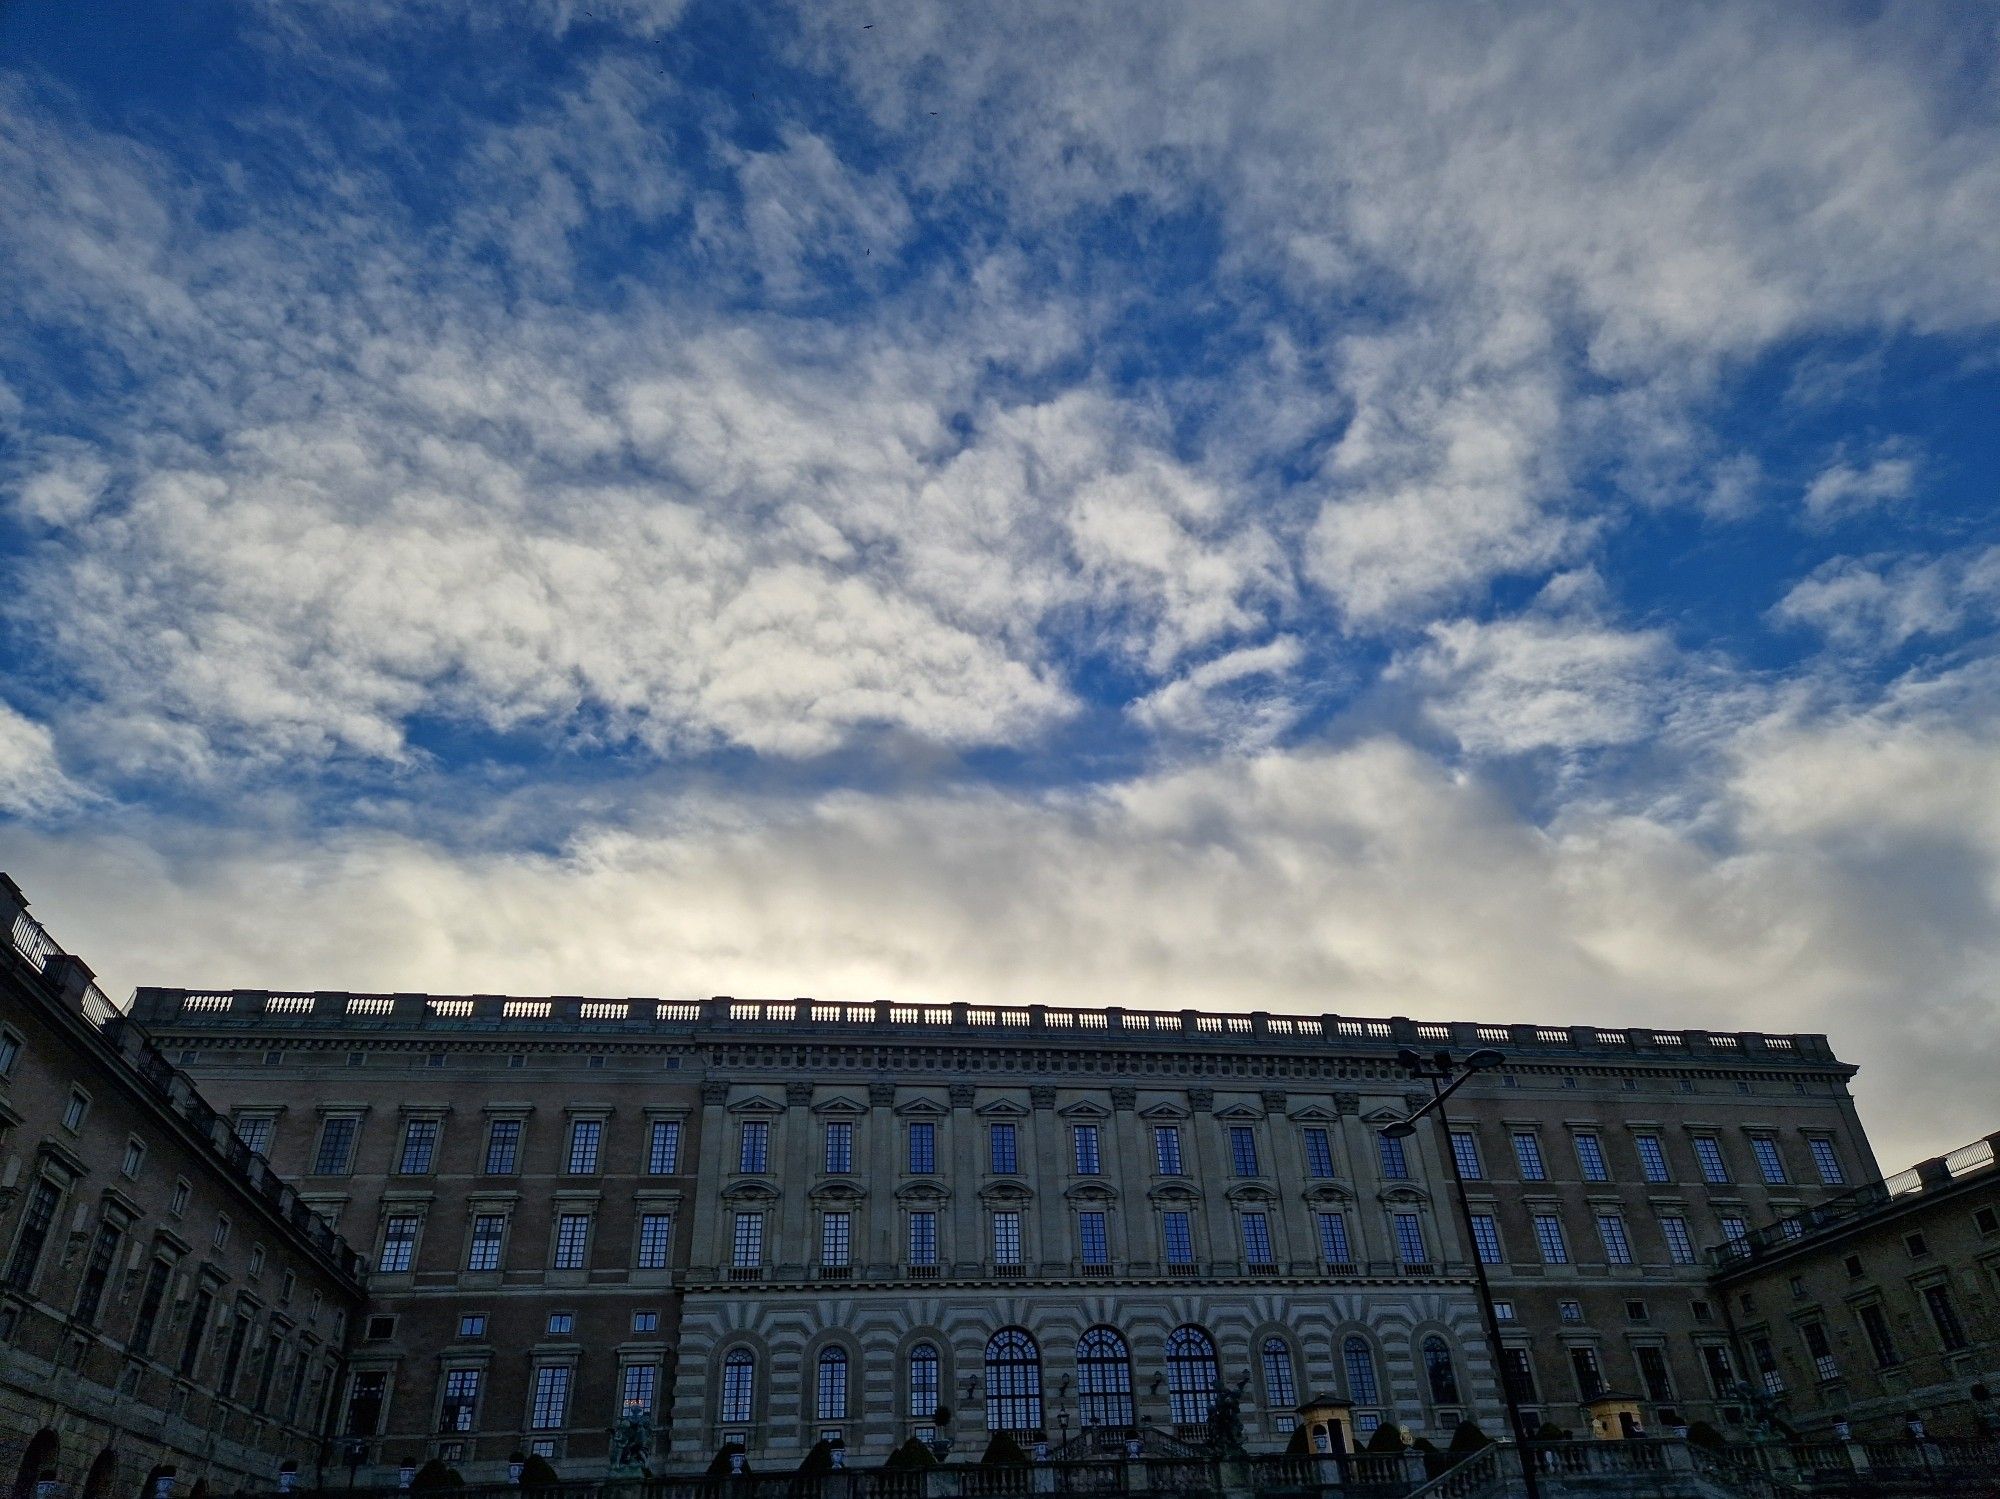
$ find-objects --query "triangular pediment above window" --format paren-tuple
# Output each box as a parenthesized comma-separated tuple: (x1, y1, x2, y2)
(1287, 1105, 1340, 1123)
(811, 1096, 867, 1117)
(893, 1097, 948, 1118)
(1213, 1102, 1266, 1122)
(727, 1094, 784, 1116)
(975, 1099, 1030, 1119)
(1056, 1100, 1110, 1120)
(1138, 1102, 1190, 1121)
(1360, 1107, 1408, 1127)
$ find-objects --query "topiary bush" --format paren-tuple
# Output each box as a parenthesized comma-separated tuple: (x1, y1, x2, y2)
(1364, 1422, 1407, 1454)
(517, 1456, 559, 1488)
(979, 1432, 1030, 1466)
(885, 1438, 940, 1471)
(409, 1460, 462, 1493)
(1685, 1420, 1725, 1450)
(1448, 1420, 1491, 1455)
(703, 1443, 750, 1479)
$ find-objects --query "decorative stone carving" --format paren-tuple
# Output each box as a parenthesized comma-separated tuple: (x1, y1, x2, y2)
(1403, 1090, 1428, 1111)
(1109, 1087, 1137, 1111)
(1029, 1086, 1056, 1109)
(1260, 1090, 1288, 1112)
(868, 1082, 897, 1106)
(1188, 1087, 1215, 1112)
(1333, 1092, 1360, 1115)
(701, 1081, 731, 1105)
(785, 1082, 814, 1106)
(948, 1083, 976, 1108)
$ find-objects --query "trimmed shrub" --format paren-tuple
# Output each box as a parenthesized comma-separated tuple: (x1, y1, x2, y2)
(703, 1444, 750, 1479)
(886, 1438, 940, 1471)
(1448, 1420, 1492, 1455)
(409, 1461, 462, 1493)
(518, 1456, 559, 1488)
(1364, 1422, 1407, 1453)
(980, 1432, 1030, 1466)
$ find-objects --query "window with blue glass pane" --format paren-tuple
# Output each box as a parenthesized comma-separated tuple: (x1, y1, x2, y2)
(1575, 1133, 1608, 1181)
(1315, 1212, 1351, 1263)
(1378, 1133, 1409, 1180)
(1450, 1131, 1483, 1179)
(1511, 1132, 1546, 1181)
(1078, 1210, 1109, 1265)
(1303, 1128, 1335, 1179)
(1393, 1212, 1426, 1264)
(989, 1123, 1018, 1174)
(907, 1122, 936, 1174)
(1229, 1126, 1260, 1177)
(1162, 1211, 1195, 1265)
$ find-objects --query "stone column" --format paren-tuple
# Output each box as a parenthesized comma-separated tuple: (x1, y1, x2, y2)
(867, 1083, 897, 1270)
(948, 1083, 979, 1271)
(1261, 1091, 1313, 1268)
(1030, 1087, 1064, 1270)
(779, 1081, 815, 1273)
(696, 1081, 731, 1269)
(1109, 1088, 1142, 1267)
(1186, 1089, 1230, 1266)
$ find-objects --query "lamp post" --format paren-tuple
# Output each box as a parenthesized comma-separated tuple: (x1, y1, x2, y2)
(1379, 1046, 1540, 1499)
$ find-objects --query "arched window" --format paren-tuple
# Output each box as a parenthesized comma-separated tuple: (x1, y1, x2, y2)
(1342, 1336, 1379, 1405)
(1164, 1325, 1220, 1426)
(817, 1346, 848, 1421)
(1076, 1327, 1134, 1428)
(909, 1343, 942, 1420)
(1260, 1336, 1298, 1411)
(1422, 1336, 1460, 1404)
(984, 1328, 1043, 1433)
(720, 1348, 754, 1423)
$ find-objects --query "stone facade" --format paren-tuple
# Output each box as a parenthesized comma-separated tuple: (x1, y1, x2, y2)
(0, 880, 364, 1499)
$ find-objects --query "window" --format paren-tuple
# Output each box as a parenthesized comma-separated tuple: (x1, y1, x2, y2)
(1240, 1211, 1274, 1265)
(1078, 1327, 1134, 1427)
(1807, 1138, 1845, 1186)
(820, 1211, 851, 1268)
(1749, 1336, 1783, 1395)
(0, 1030, 17, 1076)
(62, 1090, 89, 1131)
(313, 1117, 359, 1175)
(179, 1285, 216, 1376)
(235, 1114, 275, 1157)
(1155, 1125, 1184, 1175)
(1801, 1322, 1838, 1383)
(909, 1343, 942, 1419)
(1533, 1214, 1570, 1264)
(637, 1213, 673, 1270)
(720, 1350, 754, 1423)
(548, 1311, 576, 1334)
(121, 1139, 146, 1178)
(907, 1121, 936, 1174)
(1304, 1127, 1336, 1179)
(1422, 1336, 1460, 1403)
(3, 1179, 61, 1291)
(1512, 1133, 1546, 1181)
(1596, 1213, 1633, 1265)
(984, 1328, 1044, 1433)
(1164, 1325, 1220, 1425)
(621, 1363, 657, 1416)
(484, 1120, 522, 1174)
(1858, 1302, 1899, 1367)
(633, 1310, 658, 1333)
(1073, 1124, 1102, 1175)
(1078, 1210, 1109, 1266)
(1559, 1300, 1583, 1323)
(1261, 1337, 1298, 1409)
(1162, 1210, 1195, 1265)
(1493, 1301, 1516, 1321)
(1626, 1299, 1649, 1322)
(1393, 1212, 1427, 1265)
(1923, 1284, 1969, 1351)
(732, 1212, 763, 1269)
(1469, 1213, 1503, 1264)
(1379, 1133, 1410, 1180)
(1315, 1211, 1352, 1264)
(457, 1314, 487, 1337)
(823, 1122, 854, 1174)
(907, 1211, 938, 1266)
(1636, 1345, 1674, 1402)
(1635, 1134, 1670, 1182)
(1750, 1136, 1788, 1185)
(556, 1118, 600, 1174)
(1720, 1214, 1750, 1247)
(1693, 1136, 1730, 1183)
(1976, 1207, 1998, 1236)
(1660, 1216, 1697, 1265)
(1574, 1133, 1609, 1182)
(989, 1123, 1018, 1174)
(1905, 1230, 1930, 1257)
(1229, 1126, 1260, 1177)
(553, 1214, 591, 1270)
(1450, 1131, 1483, 1179)
(816, 1347, 849, 1420)
(1500, 1346, 1537, 1403)
(992, 1210, 1023, 1265)
(377, 1215, 419, 1273)
(344, 1370, 388, 1436)
(467, 1214, 506, 1271)
(737, 1121, 769, 1174)
(129, 1257, 173, 1355)
(1342, 1336, 1380, 1404)
(647, 1120, 681, 1175)
(530, 1365, 572, 1429)
(1571, 1346, 1606, 1399)
(398, 1120, 440, 1174)
(212, 1215, 233, 1249)
(441, 1369, 481, 1432)
(71, 1218, 124, 1328)
(1699, 1344, 1736, 1397)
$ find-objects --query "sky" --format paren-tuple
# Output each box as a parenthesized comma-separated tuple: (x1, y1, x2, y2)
(2, 1, 1998, 1170)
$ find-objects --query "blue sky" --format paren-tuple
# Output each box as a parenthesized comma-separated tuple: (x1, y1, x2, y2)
(3, 1, 1998, 1165)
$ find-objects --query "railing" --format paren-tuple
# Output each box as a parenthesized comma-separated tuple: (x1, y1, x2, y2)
(1404, 1444, 1501, 1499)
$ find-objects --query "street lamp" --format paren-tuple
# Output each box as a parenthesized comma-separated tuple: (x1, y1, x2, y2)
(1379, 1046, 1540, 1499)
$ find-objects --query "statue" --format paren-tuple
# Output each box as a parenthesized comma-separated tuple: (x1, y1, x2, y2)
(1207, 1378, 1248, 1458)
(610, 1403, 654, 1478)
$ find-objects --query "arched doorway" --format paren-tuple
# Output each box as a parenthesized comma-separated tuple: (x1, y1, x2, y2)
(79, 1451, 117, 1499)
(136, 1464, 175, 1499)
(11, 1429, 59, 1499)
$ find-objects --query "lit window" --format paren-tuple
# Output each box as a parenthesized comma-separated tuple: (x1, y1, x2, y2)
(1750, 1137, 1788, 1185)
(1512, 1133, 1546, 1181)
(621, 1363, 657, 1415)
(1229, 1126, 1260, 1177)
(1660, 1216, 1697, 1265)
(1378, 1133, 1409, 1180)
(822, 1122, 853, 1174)
(553, 1213, 591, 1270)
(1692, 1136, 1730, 1184)
(1164, 1325, 1219, 1425)
(484, 1121, 522, 1174)
(457, 1314, 487, 1337)
(1315, 1211, 1351, 1264)
(820, 1211, 851, 1267)
(989, 1123, 1018, 1174)
(632, 1311, 658, 1334)
(1342, 1335, 1379, 1404)
(1303, 1127, 1336, 1178)
(910, 1343, 942, 1418)
(636, 1213, 673, 1270)
(1449, 1131, 1483, 1179)
(1393, 1212, 1427, 1265)
(720, 1349, 754, 1423)
(737, 1121, 769, 1174)
(907, 1211, 937, 1266)
(1596, 1213, 1633, 1264)
(1720, 1214, 1750, 1247)
(1808, 1138, 1845, 1186)
(816, 1346, 848, 1420)
(1261, 1337, 1298, 1409)
(530, 1365, 572, 1429)
(1574, 1133, 1608, 1182)
(1162, 1210, 1195, 1265)
(398, 1120, 439, 1175)
(1469, 1213, 1503, 1264)
(1533, 1213, 1570, 1265)
(1073, 1124, 1102, 1175)
(546, 1312, 574, 1335)
(1493, 1300, 1515, 1321)
(1078, 1210, 1109, 1266)
(907, 1122, 936, 1174)
(377, 1215, 418, 1273)
(647, 1120, 681, 1175)
(567, 1119, 603, 1175)
(1240, 1211, 1274, 1264)
(992, 1211, 1023, 1265)
(467, 1215, 506, 1271)
(1635, 1135, 1670, 1182)
(1076, 1328, 1132, 1427)
(234, 1114, 275, 1158)
(1154, 1125, 1184, 1175)
(985, 1328, 1044, 1433)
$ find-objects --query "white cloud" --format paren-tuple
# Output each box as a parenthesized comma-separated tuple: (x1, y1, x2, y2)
(1129, 636, 1304, 746)
(1771, 547, 2000, 652)
(1802, 444, 1919, 523)
(0, 702, 85, 817)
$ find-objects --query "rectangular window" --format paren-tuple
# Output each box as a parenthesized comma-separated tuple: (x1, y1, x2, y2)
(63, 1090, 89, 1131)
(344, 1370, 387, 1436)
(1924, 1284, 1969, 1351)
(737, 1121, 769, 1174)
(457, 1314, 487, 1337)
(567, 1119, 603, 1175)
(621, 1363, 657, 1416)
(179, 1286, 215, 1377)
(907, 1122, 936, 1174)
(530, 1365, 572, 1429)
(1574, 1133, 1609, 1182)
(484, 1120, 521, 1174)
(1469, 1213, 1503, 1264)
(1720, 1214, 1750, 1247)
(823, 1121, 853, 1174)
(398, 1120, 440, 1174)
(1660, 1216, 1698, 1265)
(1750, 1336, 1783, 1395)
(1379, 1133, 1410, 1180)
(1635, 1134, 1670, 1182)
(72, 1219, 124, 1327)
(907, 1211, 938, 1266)
(1315, 1211, 1352, 1265)
(1229, 1126, 1260, 1177)
(130, 1258, 172, 1355)
(1303, 1126, 1336, 1179)
(3, 1179, 60, 1291)
(377, 1215, 419, 1273)
(1073, 1124, 1102, 1175)
(441, 1369, 482, 1432)
(992, 1210, 1023, 1265)
(1533, 1213, 1570, 1265)
(632, 1311, 658, 1334)
(820, 1211, 851, 1267)
(1240, 1211, 1274, 1264)
(1858, 1303, 1899, 1366)
(0, 1030, 17, 1076)
(1636, 1346, 1674, 1403)
(467, 1215, 506, 1271)
(1802, 1321, 1838, 1383)
(313, 1117, 359, 1175)
(637, 1213, 673, 1270)
(1699, 1344, 1736, 1398)
(647, 1120, 681, 1175)
(1750, 1136, 1788, 1185)
(553, 1213, 591, 1270)
(1596, 1213, 1633, 1265)
(1808, 1138, 1845, 1186)
(1393, 1212, 1426, 1265)
(1155, 1125, 1184, 1175)
(1078, 1210, 1109, 1265)
(1693, 1136, 1730, 1183)
(732, 1212, 764, 1268)
(1450, 1131, 1483, 1179)
(1501, 1346, 1538, 1403)
(1570, 1346, 1605, 1400)
(1512, 1133, 1547, 1181)
(1163, 1210, 1195, 1265)
(989, 1123, 1018, 1174)
(234, 1114, 275, 1158)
